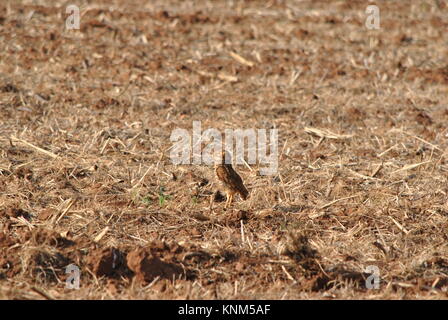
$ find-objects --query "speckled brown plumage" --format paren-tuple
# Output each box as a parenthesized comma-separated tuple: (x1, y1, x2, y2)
(215, 151, 249, 208)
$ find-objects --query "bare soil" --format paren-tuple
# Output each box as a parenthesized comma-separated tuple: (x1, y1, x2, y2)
(0, 0, 447, 299)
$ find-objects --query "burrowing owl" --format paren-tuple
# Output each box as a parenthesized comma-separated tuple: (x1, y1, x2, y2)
(215, 151, 249, 208)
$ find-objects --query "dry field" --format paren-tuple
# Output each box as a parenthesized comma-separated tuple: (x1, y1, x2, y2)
(0, 0, 447, 300)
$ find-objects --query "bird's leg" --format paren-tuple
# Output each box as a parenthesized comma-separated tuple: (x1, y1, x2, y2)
(225, 192, 230, 209)
(224, 192, 234, 209)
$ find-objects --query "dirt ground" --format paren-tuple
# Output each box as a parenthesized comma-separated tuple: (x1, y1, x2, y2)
(0, 0, 447, 299)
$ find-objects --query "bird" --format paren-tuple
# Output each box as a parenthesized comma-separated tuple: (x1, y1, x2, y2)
(215, 150, 249, 208)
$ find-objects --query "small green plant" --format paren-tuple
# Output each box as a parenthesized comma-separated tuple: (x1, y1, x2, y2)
(158, 187, 169, 206)
(130, 188, 141, 205)
(141, 195, 152, 205)
(279, 221, 288, 231)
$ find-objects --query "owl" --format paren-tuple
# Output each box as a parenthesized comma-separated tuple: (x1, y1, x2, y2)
(215, 151, 249, 208)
